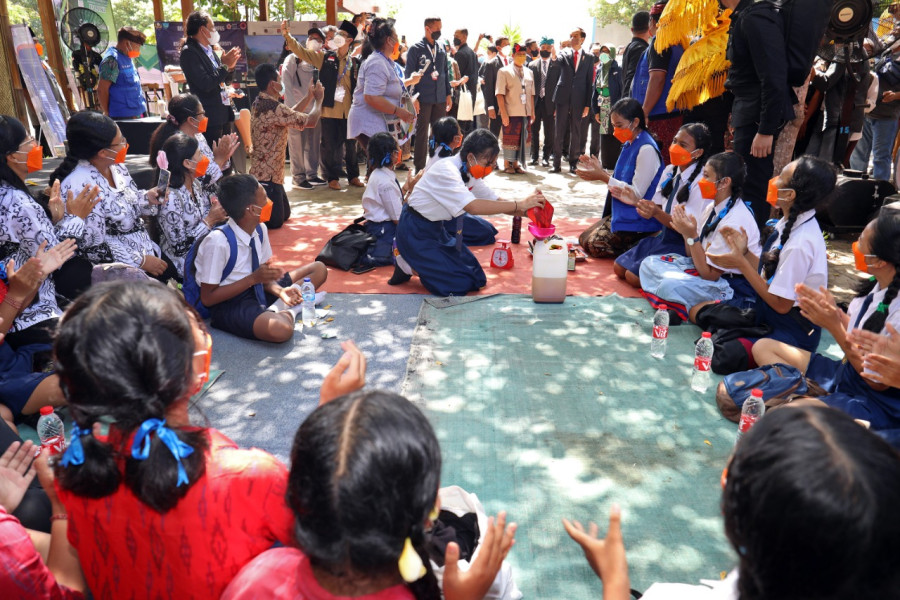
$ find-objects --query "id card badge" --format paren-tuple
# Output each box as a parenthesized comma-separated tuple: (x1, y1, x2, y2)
(431, 70, 439, 81)
(220, 84, 230, 105)
(334, 86, 346, 103)
(520, 93, 527, 104)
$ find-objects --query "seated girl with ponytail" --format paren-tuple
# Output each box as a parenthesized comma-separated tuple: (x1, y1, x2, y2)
(156, 132, 227, 279)
(149, 93, 240, 185)
(52, 280, 295, 598)
(51, 111, 173, 281)
(703, 156, 837, 353)
(223, 389, 517, 600)
(426, 117, 499, 248)
(612, 122, 712, 288)
(390, 129, 545, 296)
(638, 152, 761, 323)
(746, 210, 900, 431)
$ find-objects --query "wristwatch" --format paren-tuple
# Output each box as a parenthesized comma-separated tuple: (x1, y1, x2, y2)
(686, 236, 697, 247)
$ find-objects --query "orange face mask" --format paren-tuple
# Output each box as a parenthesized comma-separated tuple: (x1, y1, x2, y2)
(194, 116, 209, 133)
(853, 241, 874, 273)
(25, 144, 43, 172)
(697, 177, 718, 200)
(106, 143, 128, 164)
(390, 41, 401, 61)
(257, 199, 273, 223)
(127, 43, 140, 59)
(194, 156, 210, 178)
(469, 164, 493, 179)
(668, 144, 693, 167)
(34, 42, 43, 57)
(612, 126, 634, 144)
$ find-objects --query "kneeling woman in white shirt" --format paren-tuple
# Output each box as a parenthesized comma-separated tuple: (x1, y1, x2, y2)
(391, 129, 544, 297)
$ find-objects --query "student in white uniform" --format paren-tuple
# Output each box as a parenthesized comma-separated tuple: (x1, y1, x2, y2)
(156, 132, 227, 280)
(747, 210, 900, 431)
(639, 152, 761, 323)
(564, 406, 900, 600)
(702, 156, 837, 353)
(612, 122, 713, 287)
(390, 129, 544, 297)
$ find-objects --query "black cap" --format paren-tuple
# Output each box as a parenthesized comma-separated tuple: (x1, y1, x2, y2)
(307, 27, 324, 40)
(339, 20, 358, 39)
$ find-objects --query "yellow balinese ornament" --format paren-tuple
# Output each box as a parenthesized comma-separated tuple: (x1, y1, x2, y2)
(666, 10, 733, 111)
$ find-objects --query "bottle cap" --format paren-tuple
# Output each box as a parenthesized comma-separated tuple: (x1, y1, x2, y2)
(40, 406, 54, 415)
(750, 388, 763, 397)
(659, 304, 667, 310)
(304, 277, 311, 282)
(702, 332, 712, 338)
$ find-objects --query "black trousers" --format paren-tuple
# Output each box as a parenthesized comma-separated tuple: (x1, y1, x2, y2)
(553, 103, 587, 168)
(320, 118, 359, 183)
(588, 113, 601, 157)
(413, 102, 448, 172)
(260, 181, 292, 230)
(531, 97, 554, 161)
(488, 113, 502, 138)
(733, 122, 780, 231)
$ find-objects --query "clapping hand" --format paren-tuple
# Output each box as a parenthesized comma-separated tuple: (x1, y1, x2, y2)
(319, 340, 367, 405)
(850, 324, 900, 387)
(444, 511, 517, 600)
(608, 184, 638, 206)
(0, 441, 37, 512)
(635, 199, 657, 220)
(213, 134, 240, 166)
(65, 182, 102, 220)
(796, 284, 843, 332)
(575, 155, 607, 182)
(47, 181, 64, 224)
(706, 227, 748, 271)
(563, 505, 630, 597)
(670, 204, 698, 240)
(222, 47, 241, 70)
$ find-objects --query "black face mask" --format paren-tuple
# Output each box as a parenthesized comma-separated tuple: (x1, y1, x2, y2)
(593, 55, 600, 63)
(431, 30, 442, 42)
(453, 36, 462, 47)
(540, 50, 551, 58)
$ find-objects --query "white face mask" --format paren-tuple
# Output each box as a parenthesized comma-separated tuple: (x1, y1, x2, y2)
(307, 39, 322, 51)
(327, 36, 346, 50)
(207, 28, 220, 45)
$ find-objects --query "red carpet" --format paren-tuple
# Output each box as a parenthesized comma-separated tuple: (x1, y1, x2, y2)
(267, 215, 643, 298)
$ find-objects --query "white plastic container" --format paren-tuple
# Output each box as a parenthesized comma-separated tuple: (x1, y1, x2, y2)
(532, 238, 568, 303)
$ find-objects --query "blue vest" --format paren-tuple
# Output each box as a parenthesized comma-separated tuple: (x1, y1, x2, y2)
(631, 40, 683, 117)
(610, 130, 665, 233)
(103, 47, 146, 118)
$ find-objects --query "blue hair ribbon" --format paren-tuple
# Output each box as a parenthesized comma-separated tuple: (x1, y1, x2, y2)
(381, 154, 393, 167)
(131, 418, 195, 487)
(765, 218, 779, 228)
(60, 422, 93, 467)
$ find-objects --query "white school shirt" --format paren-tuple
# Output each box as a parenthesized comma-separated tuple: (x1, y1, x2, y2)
(765, 209, 827, 303)
(362, 168, 403, 223)
(847, 281, 900, 333)
(651, 163, 710, 224)
(0, 182, 62, 331)
(158, 179, 214, 277)
(59, 161, 159, 267)
(641, 569, 739, 600)
(195, 218, 272, 286)
(699, 197, 761, 274)
(608, 145, 662, 200)
(407, 155, 498, 221)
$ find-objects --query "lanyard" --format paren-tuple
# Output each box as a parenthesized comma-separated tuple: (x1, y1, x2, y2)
(338, 54, 353, 82)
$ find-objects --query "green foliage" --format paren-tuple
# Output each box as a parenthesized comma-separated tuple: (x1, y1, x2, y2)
(589, 0, 655, 27)
(500, 23, 521, 45)
(9, 0, 43, 41)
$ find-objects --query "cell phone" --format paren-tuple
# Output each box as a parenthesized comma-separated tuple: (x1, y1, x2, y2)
(156, 168, 170, 195)
(312, 67, 319, 85)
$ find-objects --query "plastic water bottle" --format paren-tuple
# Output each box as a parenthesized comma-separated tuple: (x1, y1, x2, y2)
(511, 215, 522, 244)
(650, 304, 669, 358)
(300, 277, 316, 327)
(691, 332, 714, 392)
(735, 388, 766, 446)
(37, 406, 67, 456)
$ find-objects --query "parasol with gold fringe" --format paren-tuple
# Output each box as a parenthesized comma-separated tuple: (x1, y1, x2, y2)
(665, 9, 732, 112)
(654, 0, 721, 52)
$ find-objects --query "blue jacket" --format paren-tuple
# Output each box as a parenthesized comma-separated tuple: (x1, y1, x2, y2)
(405, 39, 452, 104)
(102, 47, 146, 118)
(610, 130, 665, 233)
(631, 39, 683, 118)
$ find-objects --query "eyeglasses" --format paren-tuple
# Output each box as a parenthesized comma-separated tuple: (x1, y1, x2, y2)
(193, 330, 212, 385)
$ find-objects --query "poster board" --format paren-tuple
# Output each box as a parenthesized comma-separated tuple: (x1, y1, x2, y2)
(154, 21, 248, 74)
(244, 21, 324, 80)
(11, 25, 67, 156)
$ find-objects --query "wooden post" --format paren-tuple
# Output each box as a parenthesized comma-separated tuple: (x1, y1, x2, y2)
(327, 0, 337, 25)
(181, 0, 193, 19)
(259, 0, 267, 22)
(0, 0, 28, 123)
(152, 0, 163, 22)
(36, 0, 75, 111)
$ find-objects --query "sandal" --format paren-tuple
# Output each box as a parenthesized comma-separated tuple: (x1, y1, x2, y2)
(515, 165, 527, 174)
(504, 165, 517, 174)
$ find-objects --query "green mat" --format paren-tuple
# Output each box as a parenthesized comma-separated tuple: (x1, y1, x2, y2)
(401, 295, 840, 597)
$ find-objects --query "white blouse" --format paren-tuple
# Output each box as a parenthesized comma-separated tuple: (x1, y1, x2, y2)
(158, 178, 213, 277)
(58, 161, 159, 267)
(0, 182, 63, 331)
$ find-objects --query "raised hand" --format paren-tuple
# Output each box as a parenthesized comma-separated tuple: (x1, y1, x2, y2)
(563, 505, 630, 599)
(444, 511, 517, 600)
(48, 180, 64, 224)
(719, 226, 749, 257)
(670, 204, 698, 239)
(0, 440, 37, 512)
(66, 183, 102, 219)
(319, 340, 367, 405)
(796, 284, 843, 331)
(37, 239, 76, 276)
(609, 184, 639, 206)
(6, 257, 44, 300)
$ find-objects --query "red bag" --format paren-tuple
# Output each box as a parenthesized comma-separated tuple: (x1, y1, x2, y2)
(527, 200, 554, 228)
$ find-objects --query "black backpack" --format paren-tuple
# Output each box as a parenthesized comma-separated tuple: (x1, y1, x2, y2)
(750, 0, 835, 88)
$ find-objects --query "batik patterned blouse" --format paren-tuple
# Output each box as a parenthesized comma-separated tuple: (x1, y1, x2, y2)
(158, 178, 213, 277)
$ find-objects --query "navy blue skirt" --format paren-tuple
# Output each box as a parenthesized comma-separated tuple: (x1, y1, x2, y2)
(442, 213, 498, 246)
(397, 207, 487, 297)
(806, 353, 900, 430)
(755, 302, 821, 353)
(0, 343, 53, 416)
(615, 227, 684, 275)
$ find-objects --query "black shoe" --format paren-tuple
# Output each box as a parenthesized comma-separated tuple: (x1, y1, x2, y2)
(541, 158, 550, 167)
(297, 181, 314, 190)
(569, 165, 577, 174)
(551, 166, 561, 173)
(396, 163, 410, 171)
(388, 265, 412, 285)
(352, 263, 377, 274)
(308, 177, 326, 186)
(529, 158, 539, 166)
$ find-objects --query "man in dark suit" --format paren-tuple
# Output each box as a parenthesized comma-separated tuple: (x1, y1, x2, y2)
(179, 11, 241, 145)
(529, 37, 560, 166)
(453, 28, 479, 135)
(552, 27, 594, 173)
(480, 46, 503, 138)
